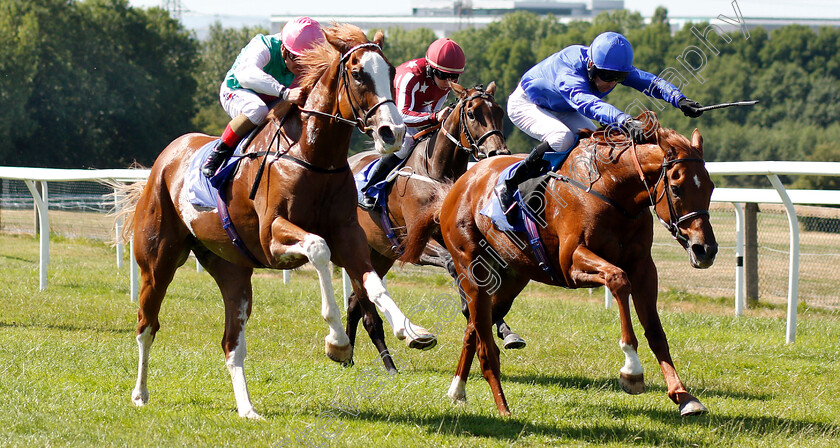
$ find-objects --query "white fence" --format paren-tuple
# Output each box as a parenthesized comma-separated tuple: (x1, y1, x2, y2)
(3, 162, 840, 343)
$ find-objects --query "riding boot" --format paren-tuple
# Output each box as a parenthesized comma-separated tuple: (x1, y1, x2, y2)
(202, 114, 256, 179)
(495, 141, 553, 214)
(359, 153, 402, 210)
(201, 140, 234, 178)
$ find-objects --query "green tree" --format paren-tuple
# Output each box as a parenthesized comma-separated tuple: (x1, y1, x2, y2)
(0, 0, 197, 168)
(381, 26, 437, 67)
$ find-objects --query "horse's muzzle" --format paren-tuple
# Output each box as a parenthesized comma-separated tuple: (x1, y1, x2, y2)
(689, 242, 718, 269)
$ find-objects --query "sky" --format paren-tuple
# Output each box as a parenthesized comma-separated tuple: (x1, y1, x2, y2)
(127, 1, 840, 20)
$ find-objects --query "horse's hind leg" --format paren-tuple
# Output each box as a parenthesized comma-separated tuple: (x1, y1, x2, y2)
(269, 218, 352, 363)
(446, 256, 526, 350)
(130, 202, 191, 407)
(193, 246, 261, 419)
(630, 258, 707, 416)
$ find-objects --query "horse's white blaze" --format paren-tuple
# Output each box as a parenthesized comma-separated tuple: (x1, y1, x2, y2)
(226, 301, 258, 418)
(360, 51, 405, 152)
(619, 340, 644, 376)
(300, 234, 350, 348)
(131, 326, 155, 406)
(693, 174, 701, 188)
(447, 375, 467, 402)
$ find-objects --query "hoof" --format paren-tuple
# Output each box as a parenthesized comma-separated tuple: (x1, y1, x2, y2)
(679, 398, 708, 416)
(240, 408, 265, 420)
(405, 327, 437, 351)
(325, 340, 354, 364)
(618, 372, 645, 395)
(502, 333, 526, 350)
(447, 390, 466, 403)
(131, 389, 148, 406)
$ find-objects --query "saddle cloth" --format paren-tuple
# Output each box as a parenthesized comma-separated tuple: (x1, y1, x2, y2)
(352, 157, 409, 208)
(480, 149, 571, 232)
(184, 140, 245, 208)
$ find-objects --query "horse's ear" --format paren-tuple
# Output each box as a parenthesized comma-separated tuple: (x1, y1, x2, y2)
(450, 82, 466, 98)
(690, 128, 704, 157)
(372, 30, 385, 48)
(486, 81, 496, 96)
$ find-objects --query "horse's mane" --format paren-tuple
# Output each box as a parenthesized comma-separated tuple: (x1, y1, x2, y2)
(296, 23, 369, 94)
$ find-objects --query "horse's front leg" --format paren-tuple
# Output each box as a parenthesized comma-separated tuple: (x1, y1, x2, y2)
(268, 218, 352, 364)
(569, 245, 645, 395)
(630, 257, 708, 416)
(332, 221, 436, 350)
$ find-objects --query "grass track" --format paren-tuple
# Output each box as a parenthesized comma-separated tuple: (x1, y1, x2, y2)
(0, 232, 838, 447)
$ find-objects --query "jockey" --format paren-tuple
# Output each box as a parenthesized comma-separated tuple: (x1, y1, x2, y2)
(202, 17, 325, 178)
(498, 31, 705, 213)
(358, 37, 466, 210)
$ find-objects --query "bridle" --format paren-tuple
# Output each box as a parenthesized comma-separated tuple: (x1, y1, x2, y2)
(298, 42, 395, 137)
(631, 141, 709, 247)
(440, 88, 505, 160)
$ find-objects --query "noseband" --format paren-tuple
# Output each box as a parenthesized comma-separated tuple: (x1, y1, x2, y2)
(299, 42, 396, 137)
(440, 88, 505, 160)
(632, 142, 709, 246)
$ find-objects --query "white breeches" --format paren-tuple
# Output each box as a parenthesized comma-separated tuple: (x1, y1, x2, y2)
(507, 83, 596, 153)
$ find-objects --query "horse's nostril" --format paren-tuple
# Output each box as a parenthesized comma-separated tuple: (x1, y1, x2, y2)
(707, 243, 718, 260)
(378, 126, 395, 145)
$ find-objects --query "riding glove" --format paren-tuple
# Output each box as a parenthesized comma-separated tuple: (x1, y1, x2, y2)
(678, 97, 704, 118)
(621, 117, 647, 144)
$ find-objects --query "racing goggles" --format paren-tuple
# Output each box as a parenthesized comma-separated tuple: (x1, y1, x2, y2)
(594, 68, 628, 83)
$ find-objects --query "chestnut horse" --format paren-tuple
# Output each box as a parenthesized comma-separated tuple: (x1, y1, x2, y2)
(405, 115, 717, 416)
(345, 82, 509, 373)
(117, 24, 435, 419)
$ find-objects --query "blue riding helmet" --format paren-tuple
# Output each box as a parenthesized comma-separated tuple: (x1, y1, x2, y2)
(588, 32, 634, 72)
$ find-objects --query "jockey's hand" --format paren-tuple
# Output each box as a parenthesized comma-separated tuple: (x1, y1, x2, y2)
(435, 107, 452, 123)
(678, 97, 704, 118)
(621, 117, 646, 144)
(285, 87, 305, 105)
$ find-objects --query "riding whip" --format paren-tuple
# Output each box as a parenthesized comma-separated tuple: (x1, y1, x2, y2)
(696, 100, 759, 112)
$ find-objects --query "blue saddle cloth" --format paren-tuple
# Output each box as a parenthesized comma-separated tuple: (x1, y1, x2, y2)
(185, 140, 245, 208)
(479, 149, 571, 232)
(352, 157, 408, 208)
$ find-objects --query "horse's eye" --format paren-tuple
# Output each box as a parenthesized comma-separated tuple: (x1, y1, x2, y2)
(671, 185, 681, 197)
(466, 111, 475, 120)
(351, 70, 362, 81)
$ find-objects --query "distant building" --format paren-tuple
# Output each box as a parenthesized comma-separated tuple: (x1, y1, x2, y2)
(270, 0, 625, 36)
(269, 1, 840, 38)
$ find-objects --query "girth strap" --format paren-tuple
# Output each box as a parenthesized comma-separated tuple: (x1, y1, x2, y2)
(216, 186, 267, 268)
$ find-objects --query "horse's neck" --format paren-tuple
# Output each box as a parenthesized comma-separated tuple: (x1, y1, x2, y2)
(422, 113, 468, 180)
(296, 61, 354, 169)
(572, 141, 664, 211)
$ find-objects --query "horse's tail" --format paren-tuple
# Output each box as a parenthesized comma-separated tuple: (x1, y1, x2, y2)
(398, 181, 452, 265)
(104, 177, 147, 245)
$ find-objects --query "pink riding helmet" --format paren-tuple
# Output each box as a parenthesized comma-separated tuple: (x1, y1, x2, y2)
(281, 17, 325, 56)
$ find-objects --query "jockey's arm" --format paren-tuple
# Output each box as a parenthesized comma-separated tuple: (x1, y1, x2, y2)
(395, 72, 436, 129)
(623, 69, 685, 108)
(557, 76, 628, 125)
(234, 39, 290, 100)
